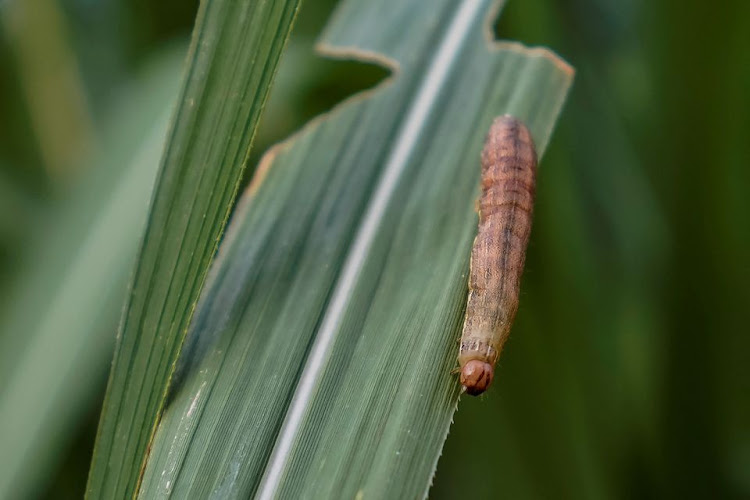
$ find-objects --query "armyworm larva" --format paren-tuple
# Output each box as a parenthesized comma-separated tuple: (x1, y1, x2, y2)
(458, 115, 537, 396)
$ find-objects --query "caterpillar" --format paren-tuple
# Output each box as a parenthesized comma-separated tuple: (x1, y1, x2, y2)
(458, 115, 537, 396)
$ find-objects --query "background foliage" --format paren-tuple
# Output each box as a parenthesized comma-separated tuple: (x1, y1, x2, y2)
(0, 0, 748, 498)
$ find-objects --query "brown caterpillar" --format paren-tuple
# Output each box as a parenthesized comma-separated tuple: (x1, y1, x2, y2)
(458, 115, 537, 396)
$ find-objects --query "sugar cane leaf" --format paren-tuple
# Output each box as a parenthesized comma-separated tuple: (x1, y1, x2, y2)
(139, 0, 573, 498)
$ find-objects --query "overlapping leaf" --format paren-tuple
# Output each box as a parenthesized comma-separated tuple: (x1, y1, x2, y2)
(86, 1, 302, 498)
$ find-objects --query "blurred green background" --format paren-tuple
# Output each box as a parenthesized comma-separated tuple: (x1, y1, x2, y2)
(0, 0, 748, 498)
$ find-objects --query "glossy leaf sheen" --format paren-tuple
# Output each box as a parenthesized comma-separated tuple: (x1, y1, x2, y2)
(140, 0, 573, 498)
(86, 1, 302, 498)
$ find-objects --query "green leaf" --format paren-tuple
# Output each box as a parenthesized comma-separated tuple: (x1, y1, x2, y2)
(137, 0, 573, 498)
(0, 47, 183, 500)
(86, 1, 302, 498)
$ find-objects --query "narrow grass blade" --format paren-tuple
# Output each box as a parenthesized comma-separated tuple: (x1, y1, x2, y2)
(138, 0, 573, 498)
(86, 1, 303, 498)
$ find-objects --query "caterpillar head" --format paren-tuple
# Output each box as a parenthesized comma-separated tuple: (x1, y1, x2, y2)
(460, 360, 494, 396)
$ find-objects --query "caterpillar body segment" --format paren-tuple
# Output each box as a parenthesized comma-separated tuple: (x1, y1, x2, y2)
(458, 115, 537, 396)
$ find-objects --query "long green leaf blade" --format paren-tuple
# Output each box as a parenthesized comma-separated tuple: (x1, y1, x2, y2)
(139, 0, 573, 497)
(86, 1, 302, 497)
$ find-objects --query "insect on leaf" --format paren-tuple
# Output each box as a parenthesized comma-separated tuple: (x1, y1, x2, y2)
(139, 0, 573, 498)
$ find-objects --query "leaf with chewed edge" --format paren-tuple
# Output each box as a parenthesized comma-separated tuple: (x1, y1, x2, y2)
(139, 0, 573, 498)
